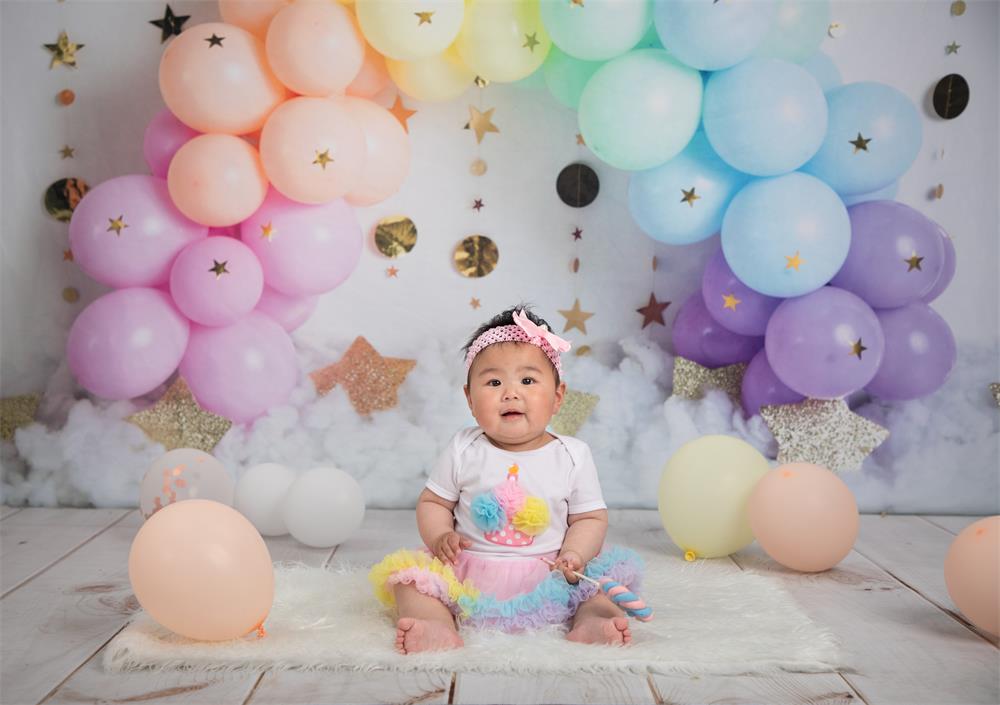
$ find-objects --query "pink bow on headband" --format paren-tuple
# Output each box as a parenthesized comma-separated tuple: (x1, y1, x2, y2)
(513, 310, 572, 354)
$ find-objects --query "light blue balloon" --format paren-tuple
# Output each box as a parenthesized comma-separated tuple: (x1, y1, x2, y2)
(754, 0, 830, 61)
(542, 46, 603, 109)
(797, 51, 842, 93)
(721, 172, 850, 297)
(653, 0, 777, 70)
(628, 131, 750, 244)
(802, 82, 922, 196)
(842, 180, 899, 206)
(579, 49, 702, 171)
(541, 0, 652, 61)
(703, 58, 827, 176)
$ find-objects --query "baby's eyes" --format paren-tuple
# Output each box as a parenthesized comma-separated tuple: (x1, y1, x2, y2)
(521, 377, 535, 385)
(488, 379, 501, 387)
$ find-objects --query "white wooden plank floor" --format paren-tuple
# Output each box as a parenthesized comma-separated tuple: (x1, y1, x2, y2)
(0, 508, 995, 705)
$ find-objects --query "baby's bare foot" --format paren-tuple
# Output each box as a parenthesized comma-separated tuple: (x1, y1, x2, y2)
(566, 616, 632, 646)
(395, 617, 464, 655)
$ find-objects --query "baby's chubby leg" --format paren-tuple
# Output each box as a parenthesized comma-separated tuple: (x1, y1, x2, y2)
(566, 590, 632, 646)
(393, 582, 464, 654)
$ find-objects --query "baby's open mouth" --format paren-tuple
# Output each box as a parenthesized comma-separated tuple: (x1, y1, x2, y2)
(501, 411, 524, 418)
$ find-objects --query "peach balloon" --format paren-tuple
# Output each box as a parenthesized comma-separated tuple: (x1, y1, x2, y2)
(945, 516, 999, 636)
(343, 97, 411, 206)
(385, 43, 475, 102)
(266, 2, 364, 96)
(259, 96, 366, 204)
(159, 22, 288, 134)
(347, 40, 392, 99)
(128, 499, 274, 641)
(218, 0, 290, 38)
(167, 134, 269, 227)
(747, 463, 859, 572)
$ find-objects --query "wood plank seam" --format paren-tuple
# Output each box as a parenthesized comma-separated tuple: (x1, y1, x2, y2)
(838, 672, 871, 705)
(36, 621, 130, 705)
(645, 673, 664, 705)
(448, 671, 456, 704)
(918, 515, 959, 535)
(241, 672, 267, 705)
(1, 507, 25, 521)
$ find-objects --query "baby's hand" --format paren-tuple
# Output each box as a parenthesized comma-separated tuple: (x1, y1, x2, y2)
(433, 531, 472, 565)
(552, 550, 584, 584)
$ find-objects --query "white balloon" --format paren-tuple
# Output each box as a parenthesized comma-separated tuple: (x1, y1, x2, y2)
(283, 467, 365, 548)
(235, 463, 297, 536)
(139, 448, 233, 520)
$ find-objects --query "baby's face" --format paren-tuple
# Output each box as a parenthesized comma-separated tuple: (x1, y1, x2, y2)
(465, 342, 566, 452)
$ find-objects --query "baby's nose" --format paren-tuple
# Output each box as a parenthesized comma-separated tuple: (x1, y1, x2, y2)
(502, 387, 519, 400)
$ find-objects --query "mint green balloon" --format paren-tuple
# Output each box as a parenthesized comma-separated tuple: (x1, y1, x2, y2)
(540, 0, 651, 61)
(754, 0, 830, 61)
(542, 46, 602, 109)
(579, 49, 702, 171)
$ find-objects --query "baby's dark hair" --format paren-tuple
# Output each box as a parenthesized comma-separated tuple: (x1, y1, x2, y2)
(462, 305, 561, 385)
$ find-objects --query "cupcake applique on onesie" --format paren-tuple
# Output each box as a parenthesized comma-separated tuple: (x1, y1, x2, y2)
(470, 464, 550, 548)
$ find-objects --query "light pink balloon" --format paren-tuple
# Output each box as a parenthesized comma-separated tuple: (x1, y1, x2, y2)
(180, 311, 298, 423)
(67, 288, 190, 400)
(347, 40, 391, 99)
(69, 175, 207, 288)
(169, 237, 264, 327)
(343, 96, 411, 206)
(209, 225, 240, 238)
(143, 108, 200, 178)
(255, 286, 319, 332)
(240, 189, 362, 296)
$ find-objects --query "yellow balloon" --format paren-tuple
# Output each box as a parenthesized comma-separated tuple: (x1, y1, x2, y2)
(386, 44, 474, 102)
(658, 435, 770, 558)
(455, 0, 551, 83)
(357, 0, 465, 61)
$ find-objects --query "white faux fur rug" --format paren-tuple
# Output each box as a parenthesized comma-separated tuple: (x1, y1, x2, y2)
(104, 554, 846, 676)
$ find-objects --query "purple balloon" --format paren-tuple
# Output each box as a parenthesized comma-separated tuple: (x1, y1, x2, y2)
(702, 248, 783, 336)
(169, 237, 264, 327)
(672, 291, 764, 367)
(67, 288, 190, 399)
(865, 303, 956, 401)
(255, 287, 319, 332)
(765, 286, 885, 399)
(143, 108, 199, 178)
(741, 349, 805, 417)
(69, 175, 207, 288)
(921, 231, 956, 303)
(179, 312, 298, 423)
(830, 200, 946, 309)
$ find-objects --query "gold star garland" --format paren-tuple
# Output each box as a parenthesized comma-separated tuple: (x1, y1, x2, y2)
(0, 394, 41, 442)
(126, 378, 232, 452)
(671, 356, 746, 404)
(551, 390, 599, 437)
(44, 31, 84, 69)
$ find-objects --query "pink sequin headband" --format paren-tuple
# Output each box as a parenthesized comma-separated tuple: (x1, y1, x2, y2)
(464, 310, 572, 376)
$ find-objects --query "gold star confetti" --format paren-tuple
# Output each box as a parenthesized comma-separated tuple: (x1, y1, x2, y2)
(308, 337, 415, 415)
(951, 0, 966, 15)
(389, 95, 417, 132)
(0, 393, 40, 441)
(785, 251, 804, 270)
(946, 41, 960, 55)
(523, 32, 540, 52)
(472, 198, 484, 211)
(680, 187, 701, 207)
(205, 33, 224, 47)
(470, 297, 481, 309)
(415, 11, 434, 24)
(63, 249, 73, 261)
(468, 106, 499, 144)
(474, 75, 490, 88)
(850, 338, 868, 359)
(59, 145, 75, 159)
(576, 133, 586, 146)
(559, 298, 594, 334)
(850, 133, 871, 153)
(760, 398, 889, 472)
(62, 287, 79, 303)
(375, 216, 417, 257)
(313, 149, 334, 169)
(44, 31, 84, 69)
(550, 389, 599, 436)
(386, 266, 399, 277)
(904, 253, 924, 271)
(636, 293, 671, 329)
(107, 215, 129, 236)
(990, 383, 1000, 407)
(127, 378, 233, 452)
(454, 235, 499, 278)
(671, 356, 746, 404)
(722, 293, 741, 311)
(260, 221, 276, 241)
(210, 260, 229, 278)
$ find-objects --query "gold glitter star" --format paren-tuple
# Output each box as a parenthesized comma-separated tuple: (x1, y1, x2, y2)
(990, 382, 1000, 407)
(576, 133, 586, 146)
(313, 149, 334, 169)
(0, 393, 40, 441)
(470, 297, 481, 309)
(558, 298, 594, 334)
(386, 266, 399, 278)
(209, 260, 229, 278)
(523, 32, 540, 52)
(946, 41, 960, 55)
(722, 293, 741, 311)
(389, 95, 417, 133)
(308, 337, 415, 415)
(849, 338, 867, 359)
(126, 378, 232, 451)
(205, 33, 225, 48)
(468, 106, 499, 144)
(905, 253, 924, 271)
(551, 389, 599, 436)
(671, 356, 746, 404)
(63, 249, 73, 261)
(107, 215, 129, 236)
(849, 132, 871, 153)
(785, 251, 804, 271)
(59, 145, 75, 159)
(260, 221, 276, 241)
(760, 398, 889, 472)
(415, 11, 434, 24)
(44, 31, 84, 69)
(680, 187, 701, 207)
(636, 293, 671, 329)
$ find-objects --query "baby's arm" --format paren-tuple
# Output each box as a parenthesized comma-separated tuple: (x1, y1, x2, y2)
(553, 509, 608, 583)
(417, 488, 471, 565)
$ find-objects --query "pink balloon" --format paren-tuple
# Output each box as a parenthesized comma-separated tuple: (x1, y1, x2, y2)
(209, 225, 240, 238)
(347, 40, 391, 99)
(169, 237, 264, 327)
(344, 96, 411, 207)
(180, 311, 298, 423)
(255, 286, 319, 332)
(69, 175, 207, 288)
(240, 189, 362, 296)
(67, 288, 190, 400)
(143, 108, 200, 178)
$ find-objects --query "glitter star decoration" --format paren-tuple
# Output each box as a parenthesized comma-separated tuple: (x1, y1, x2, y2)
(905, 253, 924, 271)
(59, 145, 75, 159)
(680, 187, 701, 207)
(722, 293, 741, 311)
(150, 4, 190, 43)
(946, 41, 960, 55)
(849, 132, 872, 153)
(576, 133, 586, 146)
(126, 378, 232, 452)
(389, 95, 417, 132)
(0, 393, 40, 442)
(210, 260, 229, 278)
(785, 251, 804, 270)
(308, 337, 416, 416)
(760, 398, 889, 473)
(415, 11, 434, 24)
(107, 215, 129, 236)
(260, 222, 276, 241)
(313, 149, 334, 169)
(850, 338, 867, 359)
(468, 106, 499, 144)
(571, 227, 583, 241)
(558, 298, 594, 334)
(386, 266, 399, 278)
(205, 33, 225, 48)
(473, 198, 484, 211)
(550, 389, 599, 436)
(523, 32, 540, 51)
(636, 293, 670, 329)
(470, 297, 481, 309)
(671, 356, 746, 404)
(44, 31, 84, 69)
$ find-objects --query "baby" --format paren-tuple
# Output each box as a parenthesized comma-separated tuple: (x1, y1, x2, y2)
(369, 306, 644, 654)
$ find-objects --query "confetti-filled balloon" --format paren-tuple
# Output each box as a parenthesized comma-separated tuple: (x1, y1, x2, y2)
(139, 448, 233, 520)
